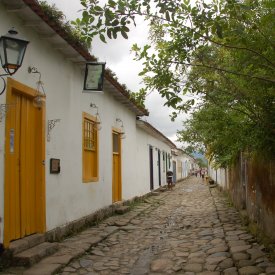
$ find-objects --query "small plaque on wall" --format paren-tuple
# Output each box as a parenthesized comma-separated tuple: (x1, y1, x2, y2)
(50, 158, 60, 174)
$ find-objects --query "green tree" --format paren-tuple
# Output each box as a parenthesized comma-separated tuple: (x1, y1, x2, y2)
(73, 0, 275, 165)
(195, 157, 208, 168)
(177, 42, 275, 166)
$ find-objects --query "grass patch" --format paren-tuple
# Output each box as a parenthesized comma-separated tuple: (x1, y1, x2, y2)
(220, 189, 234, 208)
(123, 196, 147, 210)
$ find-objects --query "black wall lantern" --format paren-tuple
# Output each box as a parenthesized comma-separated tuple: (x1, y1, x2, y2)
(0, 28, 29, 95)
(83, 62, 106, 92)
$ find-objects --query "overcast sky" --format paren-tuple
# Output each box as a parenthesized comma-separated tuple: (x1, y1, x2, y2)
(45, 0, 188, 147)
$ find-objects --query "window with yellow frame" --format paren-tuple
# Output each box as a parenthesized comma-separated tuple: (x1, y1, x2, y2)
(82, 112, 98, 182)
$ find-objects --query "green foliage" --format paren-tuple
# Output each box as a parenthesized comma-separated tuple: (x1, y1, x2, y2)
(75, 0, 275, 166)
(38, 1, 90, 49)
(195, 157, 207, 168)
(129, 88, 146, 108)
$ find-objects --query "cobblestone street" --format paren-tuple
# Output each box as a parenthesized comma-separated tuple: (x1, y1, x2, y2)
(55, 177, 275, 275)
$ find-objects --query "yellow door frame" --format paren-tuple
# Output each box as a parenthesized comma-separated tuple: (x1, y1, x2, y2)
(4, 78, 46, 248)
(112, 128, 122, 202)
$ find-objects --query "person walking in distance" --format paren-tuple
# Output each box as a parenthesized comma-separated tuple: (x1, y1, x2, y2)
(167, 169, 173, 190)
(201, 169, 205, 181)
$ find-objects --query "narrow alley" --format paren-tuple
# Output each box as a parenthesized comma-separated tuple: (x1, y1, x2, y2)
(51, 177, 275, 275)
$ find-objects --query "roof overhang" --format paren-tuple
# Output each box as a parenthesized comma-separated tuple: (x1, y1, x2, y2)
(104, 78, 148, 116)
(136, 120, 176, 149)
(1, 0, 149, 116)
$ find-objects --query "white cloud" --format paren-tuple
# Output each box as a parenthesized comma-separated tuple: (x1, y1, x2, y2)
(145, 92, 188, 145)
(45, 0, 82, 20)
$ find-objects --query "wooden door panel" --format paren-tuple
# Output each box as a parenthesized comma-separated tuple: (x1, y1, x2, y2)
(113, 154, 120, 202)
(4, 79, 46, 248)
(20, 97, 37, 235)
(4, 92, 22, 241)
(112, 132, 121, 203)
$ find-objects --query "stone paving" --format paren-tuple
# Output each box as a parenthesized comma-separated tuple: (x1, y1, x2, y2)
(2, 176, 275, 275)
(57, 177, 275, 275)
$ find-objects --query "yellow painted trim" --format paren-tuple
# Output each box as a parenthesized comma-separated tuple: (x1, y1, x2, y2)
(83, 177, 98, 183)
(4, 78, 46, 248)
(82, 112, 99, 183)
(38, 101, 46, 233)
(3, 78, 13, 248)
(83, 112, 96, 122)
(6, 77, 39, 98)
(112, 126, 123, 134)
(112, 130, 122, 203)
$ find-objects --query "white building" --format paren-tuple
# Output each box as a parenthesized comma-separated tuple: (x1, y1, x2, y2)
(172, 148, 197, 181)
(208, 166, 228, 188)
(0, 0, 180, 248)
(136, 119, 176, 190)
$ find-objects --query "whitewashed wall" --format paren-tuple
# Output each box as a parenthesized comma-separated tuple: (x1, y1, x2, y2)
(183, 159, 191, 177)
(208, 166, 228, 189)
(134, 127, 173, 194)
(172, 152, 195, 181)
(0, 4, 180, 245)
(0, 5, 141, 243)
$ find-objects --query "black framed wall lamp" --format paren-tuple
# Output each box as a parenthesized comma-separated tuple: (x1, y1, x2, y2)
(83, 62, 106, 92)
(0, 28, 29, 95)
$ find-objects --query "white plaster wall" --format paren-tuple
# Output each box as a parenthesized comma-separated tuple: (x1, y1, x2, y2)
(0, 6, 141, 243)
(186, 158, 195, 176)
(208, 166, 227, 189)
(45, 81, 144, 230)
(132, 127, 172, 195)
(208, 167, 216, 182)
(161, 150, 166, 184)
(0, 4, 178, 246)
(185, 159, 191, 177)
(176, 160, 182, 181)
(217, 168, 227, 189)
(184, 158, 191, 177)
(173, 154, 193, 180)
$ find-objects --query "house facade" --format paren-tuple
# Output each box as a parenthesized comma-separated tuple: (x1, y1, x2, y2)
(0, 0, 183, 249)
(172, 149, 197, 181)
(136, 119, 177, 191)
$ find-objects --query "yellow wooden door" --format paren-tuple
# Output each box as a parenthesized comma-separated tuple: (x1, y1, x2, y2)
(112, 132, 121, 202)
(4, 78, 45, 248)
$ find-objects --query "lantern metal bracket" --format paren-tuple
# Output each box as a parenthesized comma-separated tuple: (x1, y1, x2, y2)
(0, 73, 9, 96)
(90, 102, 102, 130)
(28, 66, 46, 108)
(47, 119, 61, 142)
(0, 103, 15, 122)
(116, 118, 126, 139)
(28, 66, 40, 77)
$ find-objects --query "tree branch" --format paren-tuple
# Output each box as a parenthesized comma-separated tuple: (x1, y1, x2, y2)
(170, 60, 275, 84)
(206, 37, 275, 69)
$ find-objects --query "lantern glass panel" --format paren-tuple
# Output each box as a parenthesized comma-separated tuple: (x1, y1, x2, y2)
(4, 37, 27, 69)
